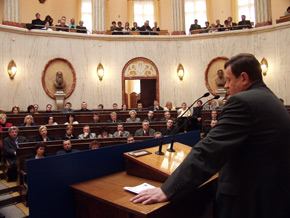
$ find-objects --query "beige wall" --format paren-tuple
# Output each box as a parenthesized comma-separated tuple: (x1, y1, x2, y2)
(160, 0, 172, 32)
(271, 0, 290, 23)
(0, 0, 3, 23)
(210, 0, 232, 24)
(106, 0, 128, 30)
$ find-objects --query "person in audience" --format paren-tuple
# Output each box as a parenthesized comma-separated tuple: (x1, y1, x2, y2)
(90, 113, 101, 123)
(238, 15, 252, 29)
(206, 110, 218, 121)
(191, 100, 203, 130)
(152, 22, 160, 31)
(113, 123, 130, 137)
(12, 106, 20, 114)
(34, 142, 46, 159)
(78, 125, 97, 139)
(64, 114, 79, 125)
(154, 132, 162, 138)
(98, 104, 104, 110)
(35, 126, 55, 142)
(0, 114, 13, 133)
(44, 15, 53, 26)
(42, 21, 53, 31)
(116, 21, 124, 31)
(20, 115, 36, 127)
(61, 102, 73, 113)
(27, 105, 35, 113)
(139, 20, 152, 35)
(97, 126, 113, 138)
(34, 104, 39, 112)
(218, 98, 227, 110)
(56, 19, 69, 32)
(177, 102, 191, 133)
(3, 126, 27, 181)
(124, 22, 131, 31)
(134, 120, 155, 136)
(208, 23, 218, 33)
(112, 103, 118, 110)
(285, 6, 290, 16)
(228, 16, 237, 28)
(216, 19, 224, 31)
(89, 140, 100, 149)
(161, 119, 177, 136)
(46, 116, 58, 125)
(126, 110, 141, 123)
(136, 102, 144, 111)
(32, 13, 45, 29)
(224, 20, 231, 31)
(131, 22, 139, 31)
(46, 104, 52, 113)
(56, 140, 80, 155)
(107, 112, 122, 123)
(148, 100, 163, 111)
(164, 101, 176, 111)
(61, 125, 77, 140)
(189, 19, 201, 33)
(144, 110, 157, 122)
(122, 104, 128, 111)
(76, 20, 87, 33)
(203, 97, 216, 110)
(203, 119, 218, 137)
(127, 135, 135, 143)
(69, 18, 77, 29)
(60, 16, 69, 25)
(161, 111, 176, 122)
(78, 102, 91, 112)
(110, 21, 117, 31)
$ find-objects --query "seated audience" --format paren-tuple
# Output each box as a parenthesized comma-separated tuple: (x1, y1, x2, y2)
(98, 104, 104, 110)
(56, 19, 69, 32)
(224, 20, 231, 31)
(122, 104, 128, 111)
(136, 102, 144, 111)
(112, 103, 118, 110)
(110, 21, 117, 31)
(127, 135, 135, 143)
(34, 104, 39, 112)
(216, 19, 224, 31)
(161, 119, 177, 136)
(89, 140, 100, 149)
(46, 116, 58, 125)
(35, 126, 55, 142)
(152, 22, 160, 31)
(19, 115, 36, 127)
(203, 98, 216, 110)
(27, 105, 35, 113)
(177, 102, 191, 133)
(139, 20, 152, 35)
(208, 23, 218, 33)
(161, 111, 176, 122)
(116, 21, 124, 31)
(126, 110, 141, 123)
(61, 102, 74, 113)
(44, 15, 53, 26)
(78, 125, 97, 139)
(78, 102, 91, 112)
(154, 132, 162, 138)
(164, 101, 176, 111)
(45, 104, 52, 113)
(0, 114, 12, 133)
(34, 142, 47, 159)
(203, 119, 218, 137)
(124, 22, 131, 31)
(131, 22, 139, 31)
(64, 114, 79, 125)
(134, 120, 155, 136)
(228, 16, 237, 28)
(206, 110, 218, 121)
(148, 100, 163, 111)
(113, 123, 130, 137)
(90, 113, 101, 123)
(32, 13, 45, 29)
(218, 98, 227, 110)
(191, 100, 203, 130)
(76, 20, 87, 33)
(238, 15, 252, 29)
(189, 19, 201, 33)
(69, 18, 77, 29)
(60, 16, 69, 26)
(3, 126, 27, 181)
(200, 21, 210, 33)
(144, 110, 157, 122)
(98, 126, 113, 138)
(285, 6, 290, 16)
(107, 112, 122, 123)
(56, 140, 80, 155)
(61, 125, 77, 140)
(12, 106, 20, 114)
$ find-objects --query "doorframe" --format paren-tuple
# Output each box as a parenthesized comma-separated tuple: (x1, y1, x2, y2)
(122, 57, 159, 106)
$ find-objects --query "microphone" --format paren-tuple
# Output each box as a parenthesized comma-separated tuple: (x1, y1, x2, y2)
(167, 93, 210, 152)
(155, 127, 170, 155)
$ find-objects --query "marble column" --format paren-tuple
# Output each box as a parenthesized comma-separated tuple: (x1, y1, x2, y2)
(3, 0, 20, 23)
(92, 0, 106, 34)
(171, 0, 186, 35)
(255, 0, 272, 27)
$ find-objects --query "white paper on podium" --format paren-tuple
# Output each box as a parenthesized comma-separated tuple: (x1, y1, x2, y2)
(124, 183, 156, 194)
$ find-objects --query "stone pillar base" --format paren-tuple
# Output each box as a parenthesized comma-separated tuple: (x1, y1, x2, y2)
(54, 91, 66, 110)
(216, 88, 227, 106)
(171, 31, 186, 35)
(255, 21, 272, 28)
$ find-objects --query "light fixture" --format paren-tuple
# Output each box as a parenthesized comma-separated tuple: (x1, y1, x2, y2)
(97, 63, 104, 81)
(177, 64, 184, 81)
(7, 60, 17, 79)
(261, 58, 268, 76)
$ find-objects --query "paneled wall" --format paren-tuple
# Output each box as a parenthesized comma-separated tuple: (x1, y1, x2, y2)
(0, 23, 290, 111)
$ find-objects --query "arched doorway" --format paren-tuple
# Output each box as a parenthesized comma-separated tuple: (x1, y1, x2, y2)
(122, 57, 159, 108)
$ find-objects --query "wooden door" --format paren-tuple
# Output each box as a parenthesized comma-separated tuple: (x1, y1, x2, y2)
(140, 79, 156, 108)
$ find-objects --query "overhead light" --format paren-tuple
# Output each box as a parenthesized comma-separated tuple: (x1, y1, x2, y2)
(177, 64, 184, 81)
(261, 58, 268, 76)
(7, 60, 17, 79)
(97, 63, 104, 81)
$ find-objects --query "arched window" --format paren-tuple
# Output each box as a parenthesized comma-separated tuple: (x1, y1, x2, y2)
(238, 0, 255, 24)
(81, 0, 92, 33)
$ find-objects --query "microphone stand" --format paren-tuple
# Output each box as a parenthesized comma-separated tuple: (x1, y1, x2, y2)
(155, 127, 170, 155)
(167, 95, 220, 152)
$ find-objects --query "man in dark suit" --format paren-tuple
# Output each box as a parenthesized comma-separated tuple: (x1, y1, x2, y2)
(228, 16, 237, 30)
(144, 110, 157, 122)
(131, 53, 290, 218)
(238, 15, 252, 29)
(78, 102, 91, 112)
(56, 140, 80, 155)
(107, 112, 122, 123)
(161, 119, 177, 136)
(32, 13, 45, 29)
(189, 19, 201, 34)
(134, 120, 155, 136)
(3, 126, 27, 180)
(148, 100, 163, 111)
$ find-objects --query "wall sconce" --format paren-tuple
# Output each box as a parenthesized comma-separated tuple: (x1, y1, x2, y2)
(7, 60, 17, 79)
(261, 58, 268, 76)
(97, 63, 104, 81)
(177, 64, 184, 81)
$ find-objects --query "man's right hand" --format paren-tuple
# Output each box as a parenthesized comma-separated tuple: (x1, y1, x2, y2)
(130, 188, 168, 205)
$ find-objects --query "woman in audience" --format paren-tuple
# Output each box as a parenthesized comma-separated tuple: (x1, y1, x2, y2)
(124, 22, 131, 31)
(46, 116, 58, 125)
(35, 126, 55, 142)
(122, 104, 128, 111)
(12, 106, 20, 114)
(0, 114, 13, 133)
(34, 142, 47, 159)
(64, 114, 79, 125)
(27, 105, 35, 113)
(45, 15, 53, 26)
(89, 140, 100, 149)
(61, 125, 77, 140)
(20, 115, 37, 127)
(164, 101, 176, 111)
(98, 104, 104, 110)
(126, 110, 141, 123)
(97, 126, 113, 138)
(177, 102, 191, 133)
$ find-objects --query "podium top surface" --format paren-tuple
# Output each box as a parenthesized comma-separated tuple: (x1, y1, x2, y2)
(124, 142, 192, 177)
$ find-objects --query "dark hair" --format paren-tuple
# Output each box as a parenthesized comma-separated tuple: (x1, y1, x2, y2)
(46, 116, 53, 124)
(35, 142, 47, 152)
(27, 105, 35, 113)
(67, 114, 76, 122)
(197, 100, 203, 104)
(100, 126, 109, 133)
(65, 102, 72, 106)
(224, 53, 262, 82)
(112, 21, 116, 24)
(12, 106, 20, 113)
(89, 140, 100, 149)
(98, 104, 104, 109)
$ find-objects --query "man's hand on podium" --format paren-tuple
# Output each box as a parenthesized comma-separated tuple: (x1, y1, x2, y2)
(130, 188, 168, 205)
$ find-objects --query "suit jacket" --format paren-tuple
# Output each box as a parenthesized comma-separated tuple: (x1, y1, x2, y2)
(3, 136, 27, 166)
(113, 131, 130, 137)
(144, 117, 157, 122)
(78, 133, 97, 139)
(161, 81, 290, 218)
(107, 119, 122, 123)
(134, 128, 155, 136)
(161, 126, 177, 136)
(35, 135, 55, 142)
(238, 20, 252, 29)
(189, 24, 201, 31)
(56, 149, 80, 155)
(148, 105, 164, 111)
(126, 117, 141, 123)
